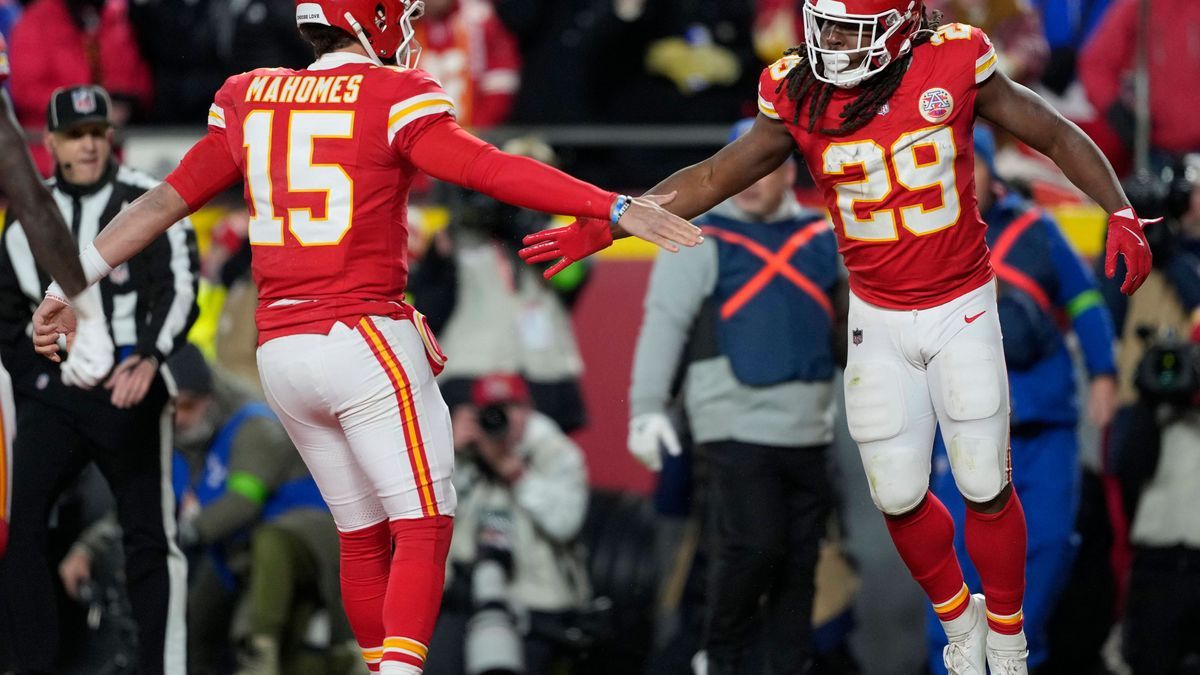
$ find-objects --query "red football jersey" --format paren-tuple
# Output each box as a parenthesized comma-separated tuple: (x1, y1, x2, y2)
(758, 24, 999, 310)
(167, 53, 456, 343)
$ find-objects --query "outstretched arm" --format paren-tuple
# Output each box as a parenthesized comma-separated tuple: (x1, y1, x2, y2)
(977, 70, 1152, 294)
(976, 70, 1126, 213)
(0, 94, 87, 296)
(89, 183, 191, 273)
(619, 113, 798, 234)
(407, 119, 700, 250)
(519, 115, 796, 277)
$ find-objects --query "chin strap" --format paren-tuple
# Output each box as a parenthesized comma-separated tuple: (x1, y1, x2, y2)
(344, 12, 384, 66)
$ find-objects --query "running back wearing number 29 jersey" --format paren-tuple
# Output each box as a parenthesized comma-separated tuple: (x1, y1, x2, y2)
(758, 24, 1000, 310)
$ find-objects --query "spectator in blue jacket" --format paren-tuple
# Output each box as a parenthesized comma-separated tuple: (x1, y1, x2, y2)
(0, 0, 18, 42)
(924, 125, 1119, 673)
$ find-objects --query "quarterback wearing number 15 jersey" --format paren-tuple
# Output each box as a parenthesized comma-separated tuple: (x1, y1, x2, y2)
(166, 56, 459, 343)
(758, 24, 999, 309)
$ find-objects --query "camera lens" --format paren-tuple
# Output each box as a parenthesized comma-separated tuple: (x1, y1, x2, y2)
(478, 404, 509, 437)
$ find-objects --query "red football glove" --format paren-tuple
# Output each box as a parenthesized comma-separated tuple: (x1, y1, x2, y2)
(519, 218, 614, 279)
(1104, 207, 1157, 295)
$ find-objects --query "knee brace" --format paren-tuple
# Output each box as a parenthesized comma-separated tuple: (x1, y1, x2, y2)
(862, 444, 932, 515)
(945, 434, 1009, 502)
(846, 361, 931, 515)
(937, 342, 1009, 502)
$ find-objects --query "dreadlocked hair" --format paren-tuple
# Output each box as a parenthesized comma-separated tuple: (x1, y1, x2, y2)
(776, 8, 942, 136)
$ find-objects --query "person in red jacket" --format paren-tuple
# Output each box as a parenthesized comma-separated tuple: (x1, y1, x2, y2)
(1079, 0, 1200, 162)
(8, 0, 151, 174)
(413, 0, 520, 129)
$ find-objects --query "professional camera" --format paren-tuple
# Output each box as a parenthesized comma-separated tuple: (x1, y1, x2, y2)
(464, 508, 525, 675)
(478, 403, 510, 440)
(1124, 162, 1199, 268)
(1134, 327, 1200, 407)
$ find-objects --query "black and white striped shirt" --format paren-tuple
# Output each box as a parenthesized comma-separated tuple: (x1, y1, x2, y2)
(0, 161, 199, 363)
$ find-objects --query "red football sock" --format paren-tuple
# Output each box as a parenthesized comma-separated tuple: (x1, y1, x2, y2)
(885, 492, 971, 622)
(380, 515, 453, 673)
(338, 521, 391, 672)
(0, 518, 8, 560)
(965, 489, 1027, 635)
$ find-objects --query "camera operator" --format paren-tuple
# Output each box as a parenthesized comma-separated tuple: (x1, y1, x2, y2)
(1111, 157, 1200, 674)
(425, 373, 591, 675)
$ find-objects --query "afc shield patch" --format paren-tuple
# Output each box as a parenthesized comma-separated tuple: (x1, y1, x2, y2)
(918, 87, 954, 124)
(852, 328, 863, 346)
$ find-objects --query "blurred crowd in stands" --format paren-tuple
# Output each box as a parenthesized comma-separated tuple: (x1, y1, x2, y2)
(0, 0, 1194, 177)
(0, 0, 1199, 674)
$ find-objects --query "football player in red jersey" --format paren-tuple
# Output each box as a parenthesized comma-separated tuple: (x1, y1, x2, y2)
(26, 1, 699, 672)
(519, 1, 1154, 673)
(0, 35, 114, 559)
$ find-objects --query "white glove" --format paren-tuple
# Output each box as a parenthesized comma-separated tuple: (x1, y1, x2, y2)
(60, 286, 114, 389)
(627, 412, 682, 472)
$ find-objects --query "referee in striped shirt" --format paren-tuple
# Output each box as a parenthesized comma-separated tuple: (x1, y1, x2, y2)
(0, 85, 198, 675)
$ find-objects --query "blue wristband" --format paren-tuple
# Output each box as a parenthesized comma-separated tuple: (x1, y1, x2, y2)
(610, 195, 632, 225)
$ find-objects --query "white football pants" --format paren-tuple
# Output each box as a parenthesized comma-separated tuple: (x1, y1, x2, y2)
(258, 316, 456, 531)
(844, 280, 1011, 515)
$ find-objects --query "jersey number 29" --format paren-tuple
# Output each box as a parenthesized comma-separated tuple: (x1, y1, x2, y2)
(244, 110, 355, 247)
(822, 125, 961, 241)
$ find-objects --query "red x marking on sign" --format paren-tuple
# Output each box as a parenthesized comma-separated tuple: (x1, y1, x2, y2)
(702, 221, 833, 321)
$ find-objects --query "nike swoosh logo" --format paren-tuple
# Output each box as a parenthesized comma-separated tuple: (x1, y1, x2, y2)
(964, 311, 986, 324)
(1119, 223, 1146, 246)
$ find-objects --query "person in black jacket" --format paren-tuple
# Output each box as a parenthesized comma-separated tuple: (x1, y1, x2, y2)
(0, 85, 199, 675)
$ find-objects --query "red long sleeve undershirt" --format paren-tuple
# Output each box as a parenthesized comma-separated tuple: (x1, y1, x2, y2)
(167, 116, 618, 222)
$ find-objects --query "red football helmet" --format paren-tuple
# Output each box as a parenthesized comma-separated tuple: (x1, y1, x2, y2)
(296, 0, 425, 67)
(802, 0, 923, 88)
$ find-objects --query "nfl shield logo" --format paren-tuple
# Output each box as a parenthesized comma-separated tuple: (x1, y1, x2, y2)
(852, 328, 863, 345)
(71, 88, 97, 114)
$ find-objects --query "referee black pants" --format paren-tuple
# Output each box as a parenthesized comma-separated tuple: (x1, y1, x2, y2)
(0, 377, 186, 674)
(702, 441, 829, 675)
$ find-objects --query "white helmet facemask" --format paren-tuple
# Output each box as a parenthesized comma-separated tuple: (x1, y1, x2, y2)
(803, 0, 914, 88)
(396, 0, 425, 69)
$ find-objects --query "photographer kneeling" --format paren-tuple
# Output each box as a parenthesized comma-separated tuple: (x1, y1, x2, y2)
(425, 373, 591, 675)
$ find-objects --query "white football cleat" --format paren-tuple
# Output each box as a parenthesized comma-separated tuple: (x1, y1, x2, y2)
(943, 594, 988, 675)
(986, 629, 1030, 675)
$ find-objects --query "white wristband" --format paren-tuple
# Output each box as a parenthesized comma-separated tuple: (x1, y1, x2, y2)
(80, 243, 114, 285)
(69, 285, 104, 321)
(45, 281, 69, 305)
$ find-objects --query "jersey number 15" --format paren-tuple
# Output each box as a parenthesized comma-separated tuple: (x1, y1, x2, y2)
(244, 110, 356, 247)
